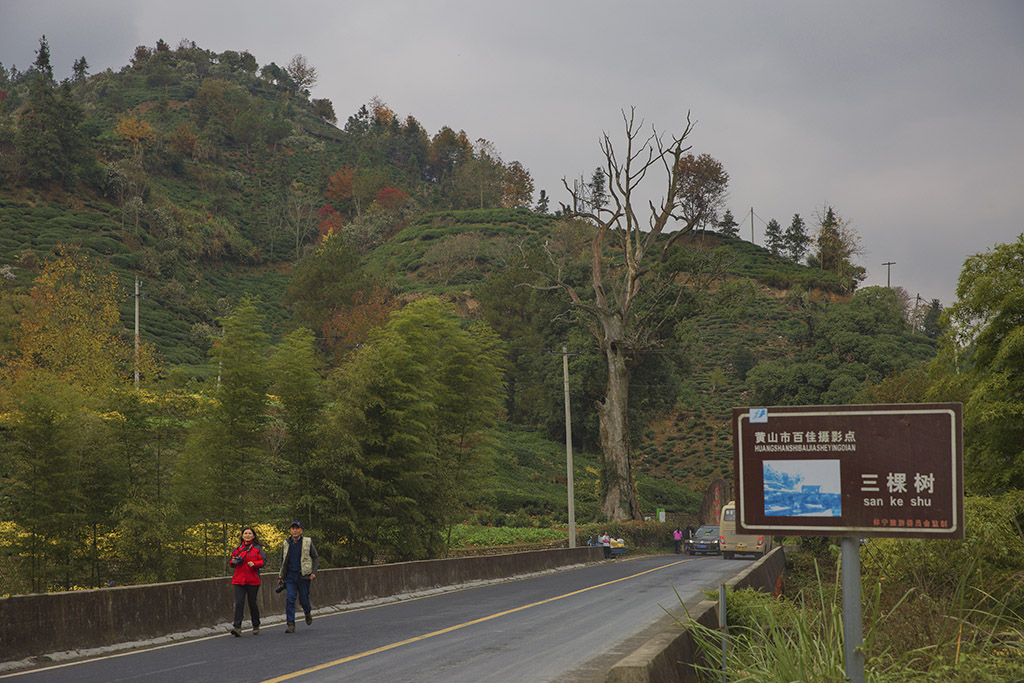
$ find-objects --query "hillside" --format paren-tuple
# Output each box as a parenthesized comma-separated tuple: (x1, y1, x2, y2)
(0, 38, 538, 369)
(0, 40, 943, 583)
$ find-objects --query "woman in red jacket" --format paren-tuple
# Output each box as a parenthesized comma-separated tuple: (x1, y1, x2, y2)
(228, 527, 266, 636)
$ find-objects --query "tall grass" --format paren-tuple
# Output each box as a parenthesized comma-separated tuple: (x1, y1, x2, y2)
(679, 496, 1024, 681)
(680, 557, 1023, 682)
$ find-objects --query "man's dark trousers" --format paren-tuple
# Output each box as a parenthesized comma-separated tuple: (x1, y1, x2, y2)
(285, 570, 311, 623)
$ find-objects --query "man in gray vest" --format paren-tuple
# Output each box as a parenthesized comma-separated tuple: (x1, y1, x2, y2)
(277, 521, 319, 633)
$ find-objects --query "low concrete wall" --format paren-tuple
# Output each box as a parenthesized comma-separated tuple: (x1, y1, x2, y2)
(0, 546, 603, 662)
(606, 547, 786, 683)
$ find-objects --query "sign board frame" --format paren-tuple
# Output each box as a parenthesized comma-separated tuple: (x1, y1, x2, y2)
(733, 403, 963, 539)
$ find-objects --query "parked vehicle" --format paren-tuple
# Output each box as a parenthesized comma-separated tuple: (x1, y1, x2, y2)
(719, 500, 772, 559)
(684, 525, 721, 555)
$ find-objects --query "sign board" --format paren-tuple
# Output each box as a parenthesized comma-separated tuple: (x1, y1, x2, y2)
(732, 403, 963, 539)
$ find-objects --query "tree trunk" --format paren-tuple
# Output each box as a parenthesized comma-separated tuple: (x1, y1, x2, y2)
(597, 340, 642, 521)
(547, 110, 713, 526)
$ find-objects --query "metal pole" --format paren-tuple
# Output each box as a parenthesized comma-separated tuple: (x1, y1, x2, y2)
(841, 537, 865, 683)
(134, 277, 140, 388)
(719, 583, 728, 683)
(882, 261, 895, 288)
(912, 293, 922, 334)
(562, 346, 576, 548)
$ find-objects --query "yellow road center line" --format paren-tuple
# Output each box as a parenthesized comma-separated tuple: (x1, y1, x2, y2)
(261, 558, 690, 682)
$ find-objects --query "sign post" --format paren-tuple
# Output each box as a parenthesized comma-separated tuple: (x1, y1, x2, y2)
(841, 536, 864, 681)
(732, 404, 963, 682)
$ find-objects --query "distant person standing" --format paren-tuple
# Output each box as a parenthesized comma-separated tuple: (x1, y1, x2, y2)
(228, 527, 266, 637)
(277, 521, 319, 633)
(672, 527, 683, 554)
(599, 531, 611, 559)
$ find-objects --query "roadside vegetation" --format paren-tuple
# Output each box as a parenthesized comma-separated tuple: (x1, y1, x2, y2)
(682, 480, 1024, 680)
(675, 232, 1024, 680)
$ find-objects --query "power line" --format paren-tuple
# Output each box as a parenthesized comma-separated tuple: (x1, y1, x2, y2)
(750, 209, 771, 226)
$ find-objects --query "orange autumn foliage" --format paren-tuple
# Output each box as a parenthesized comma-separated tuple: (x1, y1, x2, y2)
(321, 287, 396, 362)
(116, 114, 156, 155)
(326, 168, 356, 204)
(2, 246, 157, 393)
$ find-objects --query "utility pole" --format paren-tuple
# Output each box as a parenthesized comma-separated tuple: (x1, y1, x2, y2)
(134, 277, 140, 388)
(750, 207, 755, 243)
(912, 293, 922, 334)
(882, 261, 895, 288)
(561, 345, 577, 548)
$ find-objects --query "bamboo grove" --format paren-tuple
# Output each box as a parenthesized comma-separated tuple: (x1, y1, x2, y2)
(0, 247, 505, 593)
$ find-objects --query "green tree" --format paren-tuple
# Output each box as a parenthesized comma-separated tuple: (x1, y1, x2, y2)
(807, 205, 866, 292)
(285, 232, 378, 341)
(717, 209, 739, 237)
(453, 140, 504, 209)
(535, 189, 550, 214)
(764, 218, 784, 256)
(145, 67, 173, 94)
(746, 286, 937, 406)
(183, 298, 271, 551)
(428, 316, 505, 544)
(71, 56, 89, 82)
(269, 328, 329, 529)
(16, 58, 88, 187)
(32, 35, 53, 81)
(921, 298, 943, 339)
(425, 126, 472, 184)
(312, 98, 336, 124)
(329, 298, 504, 562)
(2, 375, 115, 591)
(476, 247, 572, 433)
(944, 235, 1024, 493)
(105, 387, 187, 584)
(784, 213, 809, 262)
(588, 167, 607, 212)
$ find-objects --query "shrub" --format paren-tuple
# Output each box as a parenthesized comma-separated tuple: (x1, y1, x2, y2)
(574, 521, 676, 552)
(447, 525, 565, 548)
(861, 494, 1024, 619)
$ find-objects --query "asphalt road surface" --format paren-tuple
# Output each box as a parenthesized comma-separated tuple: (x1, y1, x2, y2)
(3, 553, 757, 683)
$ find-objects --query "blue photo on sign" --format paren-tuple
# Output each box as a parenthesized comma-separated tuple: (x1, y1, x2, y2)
(763, 460, 842, 517)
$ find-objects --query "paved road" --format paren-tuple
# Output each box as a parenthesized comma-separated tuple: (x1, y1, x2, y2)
(3, 554, 756, 683)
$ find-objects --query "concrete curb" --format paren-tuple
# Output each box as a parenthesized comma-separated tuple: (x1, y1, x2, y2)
(605, 547, 786, 683)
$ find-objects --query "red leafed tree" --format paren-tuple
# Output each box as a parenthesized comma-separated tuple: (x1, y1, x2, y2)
(321, 287, 396, 362)
(325, 167, 384, 217)
(672, 153, 729, 234)
(326, 168, 356, 210)
(316, 204, 344, 239)
(375, 186, 409, 211)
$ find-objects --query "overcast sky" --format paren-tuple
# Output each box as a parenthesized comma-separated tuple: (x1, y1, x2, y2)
(3, 1, 1023, 306)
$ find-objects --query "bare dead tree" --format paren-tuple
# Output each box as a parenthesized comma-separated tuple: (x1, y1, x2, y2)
(541, 108, 728, 521)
